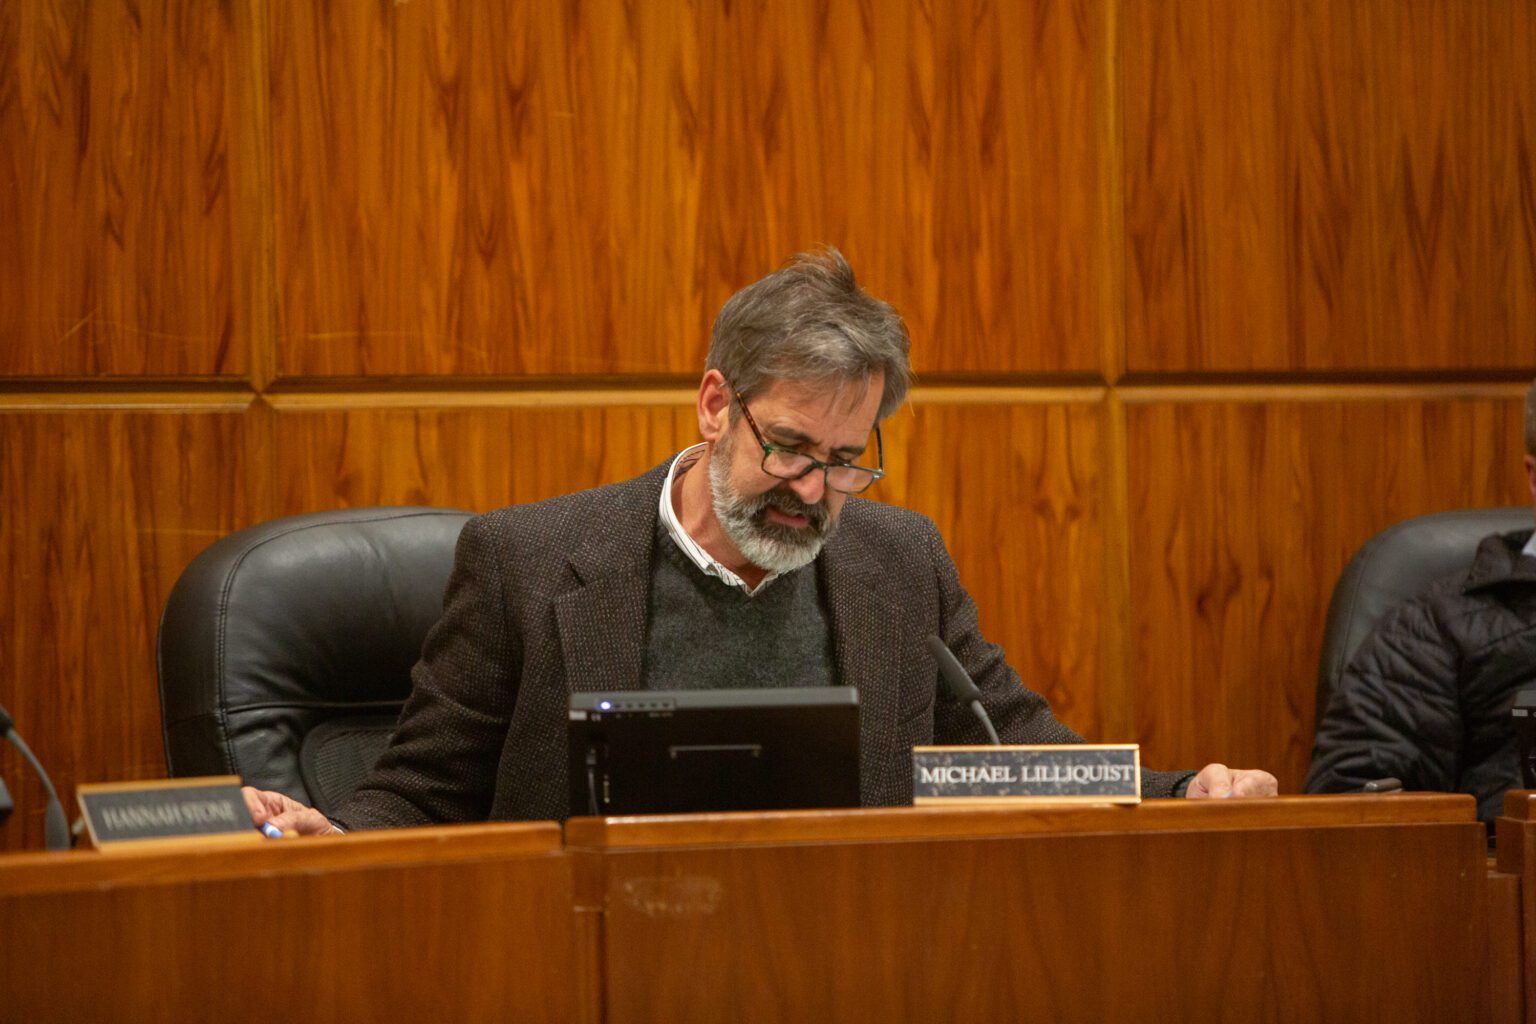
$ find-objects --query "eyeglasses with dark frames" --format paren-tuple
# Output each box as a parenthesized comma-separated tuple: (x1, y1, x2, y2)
(731, 389, 885, 494)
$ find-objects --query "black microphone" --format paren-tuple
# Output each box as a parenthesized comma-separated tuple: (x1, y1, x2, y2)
(926, 635, 1001, 746)
(0, 703, 71, 850)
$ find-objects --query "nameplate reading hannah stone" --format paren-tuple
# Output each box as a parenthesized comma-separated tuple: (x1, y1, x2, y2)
(77, 776, 260, 850)
(912, 745, 1141, 805)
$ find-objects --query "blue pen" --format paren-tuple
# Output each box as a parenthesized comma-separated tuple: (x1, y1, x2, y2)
(259, 821, 284, 839)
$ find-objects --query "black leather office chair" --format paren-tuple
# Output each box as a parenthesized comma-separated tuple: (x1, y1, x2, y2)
(157, 507, 472, 815)
(1314, 507, 1532, 724)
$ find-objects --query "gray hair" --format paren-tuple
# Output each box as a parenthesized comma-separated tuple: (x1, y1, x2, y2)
(1527, 378, 1536, 456)
(706, 247, 912, 420)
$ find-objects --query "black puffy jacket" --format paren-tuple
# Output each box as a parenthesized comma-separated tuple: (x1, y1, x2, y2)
(1306, 530, 1536, 825)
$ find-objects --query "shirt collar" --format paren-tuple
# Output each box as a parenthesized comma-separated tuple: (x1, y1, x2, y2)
(1523, 531, 1536, 560)
(658, 444, 781, 596)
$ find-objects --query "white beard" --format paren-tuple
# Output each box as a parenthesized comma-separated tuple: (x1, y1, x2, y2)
(708, 431, 836, 575)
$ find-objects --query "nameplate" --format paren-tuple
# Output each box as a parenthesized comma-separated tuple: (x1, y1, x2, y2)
(912, 745, 1141, 805)
(77, 776, 260, 850)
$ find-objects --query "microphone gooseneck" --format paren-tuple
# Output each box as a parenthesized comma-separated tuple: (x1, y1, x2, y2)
(0, 703, 71, 850)
(925, 636, 1001, 746)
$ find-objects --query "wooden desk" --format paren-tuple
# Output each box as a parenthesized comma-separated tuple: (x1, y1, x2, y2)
(569, 795, 1494, 1024)
(0, 823, 589, 1024)
(1496, 791, 1536, 1023)
(0, 796, 1508, 1023)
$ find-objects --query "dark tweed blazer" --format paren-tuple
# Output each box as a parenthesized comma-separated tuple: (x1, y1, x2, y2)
(333, 461, 1192, 829)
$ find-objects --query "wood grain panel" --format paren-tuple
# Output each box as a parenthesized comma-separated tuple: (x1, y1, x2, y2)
(1484, 868, 1523, 1023)
(0, 826, 584, 1023)
(882, 400, 1110, 739)
(567, 793, 1478, 848)
(1497, 792, 1536, 1022)
(0, 407, 260, 851)
(271, 0, 1109, 379)
(690, 0, 1109, 376)
(271, 400, 698, 514)
(0, 0, 252, 377)
(574, 799, 1488, 1023)
(1127, 396, 1531, 792)
(1124, 0, 1536, 372)
(274, 397, 1111, 740)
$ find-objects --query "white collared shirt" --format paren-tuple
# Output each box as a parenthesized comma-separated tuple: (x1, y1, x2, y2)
(658, 444, 781, 596)
(1523, 530, 1536, 560)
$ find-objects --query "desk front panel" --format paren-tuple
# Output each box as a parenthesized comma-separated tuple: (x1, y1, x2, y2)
(0, 824, 587, 1024)
(575, 798, 1489, 1024)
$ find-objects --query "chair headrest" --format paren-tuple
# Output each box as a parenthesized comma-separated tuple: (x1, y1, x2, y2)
(157, 507, 471, 803)
(1315, 507, 1532, 717)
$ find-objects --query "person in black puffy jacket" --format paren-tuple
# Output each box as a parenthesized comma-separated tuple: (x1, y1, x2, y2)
(1307, 381, 1536, 827)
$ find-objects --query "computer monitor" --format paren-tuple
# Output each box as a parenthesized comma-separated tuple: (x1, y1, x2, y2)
(567, 686, 861, 816)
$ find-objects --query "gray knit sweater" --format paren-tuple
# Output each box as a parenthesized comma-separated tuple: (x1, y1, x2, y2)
(642, 523, 835, 691)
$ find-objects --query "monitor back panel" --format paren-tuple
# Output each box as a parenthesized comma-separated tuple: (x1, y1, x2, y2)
(567, 688, 860, 816)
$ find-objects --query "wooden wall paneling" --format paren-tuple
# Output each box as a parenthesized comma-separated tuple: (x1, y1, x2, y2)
(1123, 0, 1536, 373)
(0, 401, 262, 852)
(880, 396, 1110, 741)
(270, 396, 700, 515)
(270, 0, 1112, 380)
(692, 0, 1110, 376)
(233, 0, 277, 391)
(270, 1, 709, 379)
(0, 0, 252, 378)
(1483, 0, 1536, 355)
(1126, 393, 1530, 792)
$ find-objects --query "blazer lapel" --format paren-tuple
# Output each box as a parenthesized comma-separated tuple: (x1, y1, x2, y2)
(821, 523, 907, 802)
(554, 465, 667, 694)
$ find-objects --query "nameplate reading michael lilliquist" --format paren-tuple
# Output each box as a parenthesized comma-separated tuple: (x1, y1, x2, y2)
(77, 776, 260, 850)
(912, 745, 1141, 805)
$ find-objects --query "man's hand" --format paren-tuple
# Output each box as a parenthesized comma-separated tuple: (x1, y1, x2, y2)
(1184, 763, 1279, 799)
(242, 786, 341, 836)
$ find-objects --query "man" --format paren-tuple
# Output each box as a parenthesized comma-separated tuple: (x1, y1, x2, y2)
(1307, 379, 1536, 825)
(247, 248, 1275, 835)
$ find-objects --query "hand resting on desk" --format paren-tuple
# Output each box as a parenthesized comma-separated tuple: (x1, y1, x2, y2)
(242, 787, 342, 836)
(1184, 764, 1279, 798)
(241, 763, 1278, 834)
